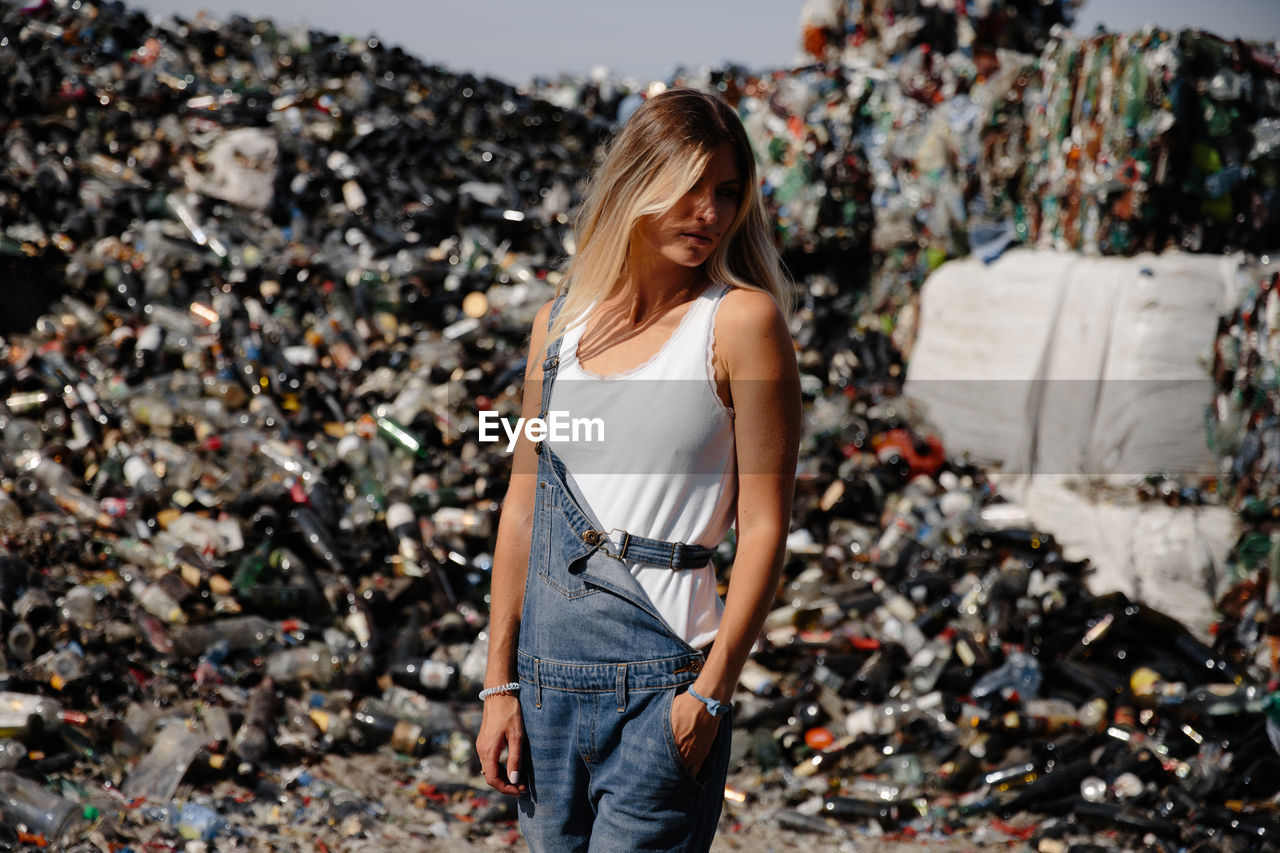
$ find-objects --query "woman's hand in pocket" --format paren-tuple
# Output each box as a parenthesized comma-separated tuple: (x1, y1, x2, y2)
(670, 690, 721, 778)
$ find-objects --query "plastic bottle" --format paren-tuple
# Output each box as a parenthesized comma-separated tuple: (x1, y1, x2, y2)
(398, 659, 459, 697)
(327, 786, 377, 834)
(0, 693, 63, 739)
(6, 621, 37, 663)
(0, 741, 26, 771)
(356, 694, 457, 739)
(58, 585, 99, 630)
(775, 809, 839, 835)
(907, 628, 954, 693)
(172, 615, 277, 658)
(351, 704, 452, 757)
(458, 631, 489, 694)
(290, 507, 344, 574)
(847, 642, 908, 702)
(146, 437, 202, 489)
(46, 481, 116, 529)
(1, 418, 44, 453)
(845, 691, 945, 737)
(983, 760, 1039, 791)
(201, 705, 234, 748)
(178, 799, 226, 841)
(231, 677, 277, 765)
(999, 758, 1094, 816)
(335, 433, 384, 531)
(265, 643, 342, 688)
(127, 396, 174, 434)
(131, 580, 187, 625)
(432, 506, 492, 538)
(122, 723, 208, 802)
(231, 542, 272, 590)
(0, 552, 26, 616)
(970, 650, 1042, 705)
(0, 771, 89, 843)
(386, 501, 423, 567)
(821, 795, 900, 828)
(40, 648, 87, 691)
(123, 455, 165, 507)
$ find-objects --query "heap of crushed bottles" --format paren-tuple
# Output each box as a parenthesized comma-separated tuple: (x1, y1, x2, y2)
(1205, 256, 1280, 698)
(663, 1, 1280, 339)
(1, 0, 1278, 849)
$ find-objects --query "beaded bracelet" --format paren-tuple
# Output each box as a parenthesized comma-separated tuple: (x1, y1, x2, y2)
(478, 681, 520, 701)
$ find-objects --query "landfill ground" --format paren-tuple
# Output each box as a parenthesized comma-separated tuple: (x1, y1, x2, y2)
(197, 753, 1051, 853)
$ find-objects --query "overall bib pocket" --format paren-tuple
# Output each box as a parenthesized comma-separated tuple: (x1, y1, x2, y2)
(536, 488, 602, 600)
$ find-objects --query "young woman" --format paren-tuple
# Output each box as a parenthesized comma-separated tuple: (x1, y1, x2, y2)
(476, 87, 801, 852)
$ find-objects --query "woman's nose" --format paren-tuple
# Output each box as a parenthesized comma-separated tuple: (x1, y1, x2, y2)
(694, 189, 718, 224)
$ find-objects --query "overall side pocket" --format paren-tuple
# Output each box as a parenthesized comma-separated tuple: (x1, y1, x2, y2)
(661, 686, 713, 790)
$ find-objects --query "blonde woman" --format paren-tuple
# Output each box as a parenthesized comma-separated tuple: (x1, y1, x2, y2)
(476, 87, 801, 851)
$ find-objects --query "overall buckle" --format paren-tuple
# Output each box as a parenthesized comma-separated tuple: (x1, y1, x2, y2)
(607, 528, 631, 560)
(669, 542, 687, 570)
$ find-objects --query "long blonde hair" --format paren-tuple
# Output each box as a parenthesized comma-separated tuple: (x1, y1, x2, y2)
(534, 87, 792, 364)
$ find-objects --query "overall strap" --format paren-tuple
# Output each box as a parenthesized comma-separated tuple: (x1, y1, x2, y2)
(538, 293, 568, 418)
(543, 445, 715, 570)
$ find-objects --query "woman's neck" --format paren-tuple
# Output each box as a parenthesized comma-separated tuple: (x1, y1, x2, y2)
(615, 261, 706, 326)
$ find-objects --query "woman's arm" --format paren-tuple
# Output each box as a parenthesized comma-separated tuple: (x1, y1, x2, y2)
(475, 298, 554, 795)
(672, 286, 801, 772)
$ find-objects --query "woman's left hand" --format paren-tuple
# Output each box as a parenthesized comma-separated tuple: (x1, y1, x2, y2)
(670, 690, 722, 778)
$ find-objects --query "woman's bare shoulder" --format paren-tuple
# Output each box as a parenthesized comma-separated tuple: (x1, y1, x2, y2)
(716, 286, 794, 377)
(531, 298, 556, 333)
(718, 285, 783, 324)
(524, 298, 558, 381)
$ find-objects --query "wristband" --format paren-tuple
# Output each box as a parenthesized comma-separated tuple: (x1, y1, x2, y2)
(686, 687, 733, 717)
(479, 682, 520, 701)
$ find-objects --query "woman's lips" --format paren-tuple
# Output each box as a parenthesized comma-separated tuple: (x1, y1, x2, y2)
(682, 232, 713, 245)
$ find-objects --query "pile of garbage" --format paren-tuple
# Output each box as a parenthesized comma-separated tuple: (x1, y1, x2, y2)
(654, 1, 1280, 328)
(1, 0, 607, 334)
(797, 0, 1077, 64)
(525, 8, 1280, 351)
(734, 390, 1279, 849)
(1, 0, 1278, 849)
(1207, 256, 1280, 665)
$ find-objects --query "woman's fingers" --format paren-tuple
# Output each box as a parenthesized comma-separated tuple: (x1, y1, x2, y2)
(476, 698, 526, 795)
(479, 732, 523, 795)
(504, 723, 524, 788)
(671, 691, 720, 777)
(475, 730, 504, 788)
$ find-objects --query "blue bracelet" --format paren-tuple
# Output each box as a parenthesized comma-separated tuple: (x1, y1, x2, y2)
(687, 687, 733, 717)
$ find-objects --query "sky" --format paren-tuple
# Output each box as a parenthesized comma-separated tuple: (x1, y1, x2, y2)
(123, 0, 1280, 85)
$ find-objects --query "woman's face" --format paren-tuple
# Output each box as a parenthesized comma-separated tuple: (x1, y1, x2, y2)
(634, 141, 742, 274)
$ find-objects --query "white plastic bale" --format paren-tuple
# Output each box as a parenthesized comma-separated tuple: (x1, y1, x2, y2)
(1084, 253, 1233, 478)
(904, 248, 1072, 469)
(906, 248, 1243, 639)
(905, 248, 1233, 478)
(1003, 475, 1237, 640)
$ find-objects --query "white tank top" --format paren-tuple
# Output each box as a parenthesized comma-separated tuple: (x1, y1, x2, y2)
(547, 281, 737, 648)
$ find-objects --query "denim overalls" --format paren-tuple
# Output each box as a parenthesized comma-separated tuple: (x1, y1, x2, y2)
(516, 294, 734, 852)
